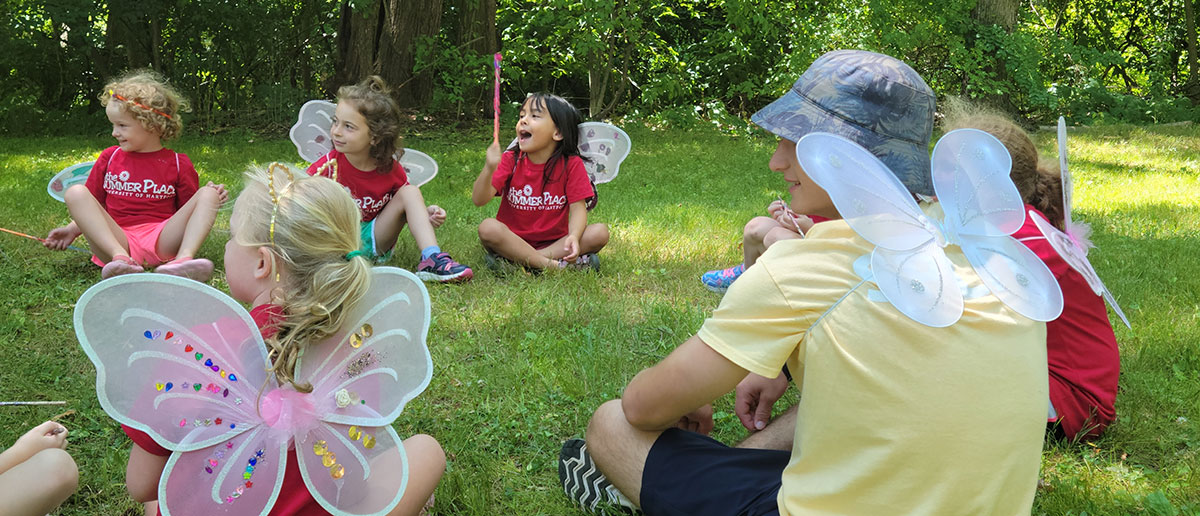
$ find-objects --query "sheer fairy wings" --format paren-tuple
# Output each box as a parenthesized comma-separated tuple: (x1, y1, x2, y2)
(74, 274, 287, 515)
(506, 122, 631, 184)
(292, 266, 432, 515)
(48, 161, 94, 202)
(578, 122, 631, 184)
(1028, 118, 1130, 328)
(74, 274, 272, 451)
(290, 100, 438, 187)
(795, 130, 1063, 327)
(75, 268, 434, 516)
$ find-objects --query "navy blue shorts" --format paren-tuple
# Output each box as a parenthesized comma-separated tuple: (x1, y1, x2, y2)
(640, 428, 788, 516)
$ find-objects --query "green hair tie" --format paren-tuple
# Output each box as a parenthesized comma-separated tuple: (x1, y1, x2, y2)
(345, 250, 370, 261)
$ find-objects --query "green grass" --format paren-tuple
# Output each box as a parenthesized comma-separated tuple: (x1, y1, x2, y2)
(0, 121, 1197, 515)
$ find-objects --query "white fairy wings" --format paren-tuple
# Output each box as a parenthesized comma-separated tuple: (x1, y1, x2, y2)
(290, 100, 439, 187)
(74, 267, 433, 516)
(506, 121, 632, 185)
(48, 161, 94, 202)
(1026, 117, 1130, 328)
(795, 129, 1065, 327)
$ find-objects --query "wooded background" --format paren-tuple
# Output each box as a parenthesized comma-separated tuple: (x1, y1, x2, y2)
(2, 0, 1198, 134)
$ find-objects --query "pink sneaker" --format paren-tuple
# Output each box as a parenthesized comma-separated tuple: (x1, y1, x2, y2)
(156, 257, 214, 283)
(101, 255, 144, 279)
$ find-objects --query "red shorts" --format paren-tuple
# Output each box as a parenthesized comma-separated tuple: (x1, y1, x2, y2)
(90, 220, 172, 267)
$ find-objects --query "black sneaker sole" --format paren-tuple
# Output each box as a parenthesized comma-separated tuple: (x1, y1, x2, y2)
(558, 438, 639, 514)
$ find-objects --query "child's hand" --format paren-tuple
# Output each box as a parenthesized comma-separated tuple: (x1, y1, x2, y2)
(767, 199, 788, 218)
(426, 205, 446, 229)
(11, 422, 69, 460)
(484, 141, 501, 171)
(44, 225, 81, 250)
(774, 212, 812, 236)
(206, 181, 229, 205)
(562, 235, 580, 262)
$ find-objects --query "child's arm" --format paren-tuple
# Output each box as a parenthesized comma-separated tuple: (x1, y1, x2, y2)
(0, 422, 68, 474)
(472, 141, 502, 207)
(562, 200, 588, 261)
(44, 221, 83, 250)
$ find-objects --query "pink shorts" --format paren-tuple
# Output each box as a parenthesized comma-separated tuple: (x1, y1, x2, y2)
(89, 220, 172, 267)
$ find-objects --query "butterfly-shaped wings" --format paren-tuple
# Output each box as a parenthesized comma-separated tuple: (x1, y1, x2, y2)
(1029, 118, 1130, 328)
(795, 130, 1063, 327)
(75, 267, 433, 515)
(290, 100, 438, 187)
(506, 122, 631, 185)
(48, 161, 94, 202)
(577, 122, 631, 185)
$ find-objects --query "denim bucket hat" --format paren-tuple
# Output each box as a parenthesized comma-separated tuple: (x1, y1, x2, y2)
(752, 50, 937, 196)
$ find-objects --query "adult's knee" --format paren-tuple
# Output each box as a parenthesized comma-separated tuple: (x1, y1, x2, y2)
(585, 399, 627, 458)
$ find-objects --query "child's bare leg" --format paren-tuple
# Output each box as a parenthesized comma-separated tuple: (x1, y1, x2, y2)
(579, 223, 610, 255)
(386, 434, 446, 516)
(478, 218, 555, 268)
(374, 185, 438, 253)
(762, 226, 802, 249)
(743, 216, 785, 267)
(126, 445, 167, 509)
(155, 185, 222, 260)
(0, 447, 78, 515)
(64, 184, 130, 262)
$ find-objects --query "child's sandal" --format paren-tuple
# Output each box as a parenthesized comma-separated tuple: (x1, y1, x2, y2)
(101, 255, 144, 279)
(156, 256, 214, 283)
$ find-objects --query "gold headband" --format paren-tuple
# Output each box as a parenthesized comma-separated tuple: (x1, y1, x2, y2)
(266, 163, 295, 246)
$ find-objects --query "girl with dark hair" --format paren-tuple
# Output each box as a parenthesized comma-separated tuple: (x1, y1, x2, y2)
(472, 93, 609, 271)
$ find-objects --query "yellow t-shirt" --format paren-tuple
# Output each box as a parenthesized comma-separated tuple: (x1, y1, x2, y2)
(698, 213, 1047, 516)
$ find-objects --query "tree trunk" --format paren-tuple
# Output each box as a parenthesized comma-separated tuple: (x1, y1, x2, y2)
(1185, 0, 1200, 103)
(453, 0, 498, 113)
(968, 0, 1021, 113)
(334, 0, 443, 109)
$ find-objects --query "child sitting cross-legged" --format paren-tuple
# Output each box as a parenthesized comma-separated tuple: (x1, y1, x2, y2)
(472, 93, 609, 271)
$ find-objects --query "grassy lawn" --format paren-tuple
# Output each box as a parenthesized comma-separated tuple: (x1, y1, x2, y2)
(0, 121, 1197, 515)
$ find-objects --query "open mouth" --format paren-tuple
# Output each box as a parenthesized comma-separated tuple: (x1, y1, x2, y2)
(517, 130, 533, 146)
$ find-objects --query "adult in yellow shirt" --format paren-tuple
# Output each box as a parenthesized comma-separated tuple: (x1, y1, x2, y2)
(563, 50, 1047, 516)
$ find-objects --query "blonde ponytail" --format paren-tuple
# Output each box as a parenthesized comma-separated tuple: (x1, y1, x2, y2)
(233, 164, 372, 392)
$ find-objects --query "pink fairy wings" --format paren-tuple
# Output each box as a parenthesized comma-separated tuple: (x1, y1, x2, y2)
(1029, 117, 1130, 328)
(74, 268, 434, 515)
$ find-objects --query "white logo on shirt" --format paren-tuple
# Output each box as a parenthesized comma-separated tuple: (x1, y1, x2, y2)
(104, 170, 176, 199)
(505, 184, 566, 211)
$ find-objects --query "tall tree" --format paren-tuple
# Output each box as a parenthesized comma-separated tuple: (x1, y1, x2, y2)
(333, 0, 444, 108)
(969, 0, 1021, 112)
(1186, 0, 1200, 103)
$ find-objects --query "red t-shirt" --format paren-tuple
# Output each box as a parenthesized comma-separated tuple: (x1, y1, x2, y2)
(85, 146, 198, 227)
(123, 304, 328, 515)
(1015, 205, 1120, 439)
(306, 150, 409, 222)
(491, 152, 594, 244)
